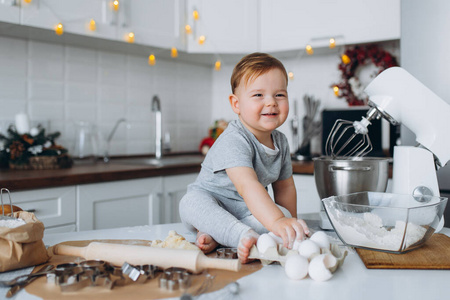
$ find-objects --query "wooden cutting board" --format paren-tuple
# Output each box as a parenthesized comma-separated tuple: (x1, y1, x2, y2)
(356, 233, 450, 269)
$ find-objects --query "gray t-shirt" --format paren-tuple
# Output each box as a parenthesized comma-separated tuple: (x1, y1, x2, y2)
(189, 119, 292, 206)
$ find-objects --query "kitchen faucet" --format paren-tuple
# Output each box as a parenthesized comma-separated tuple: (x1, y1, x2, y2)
(103, 118, 127, 163)
(151, 95, 162, 159)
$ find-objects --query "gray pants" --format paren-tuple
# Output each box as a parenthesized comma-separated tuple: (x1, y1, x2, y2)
(179, 189, 292, 247)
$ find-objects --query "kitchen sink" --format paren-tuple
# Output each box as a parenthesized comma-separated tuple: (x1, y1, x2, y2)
(111, 155, 205, 167)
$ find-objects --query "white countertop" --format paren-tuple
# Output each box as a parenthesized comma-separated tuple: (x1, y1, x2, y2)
(3, 219, 450, 300)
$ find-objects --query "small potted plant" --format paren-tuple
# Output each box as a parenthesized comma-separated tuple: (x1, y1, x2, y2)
(0, 124, 72, 170)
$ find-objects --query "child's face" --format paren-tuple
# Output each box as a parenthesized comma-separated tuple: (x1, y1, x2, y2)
(229, 68, 289, 139)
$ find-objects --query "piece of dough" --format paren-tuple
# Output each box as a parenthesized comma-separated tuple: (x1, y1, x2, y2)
(151, 230, 199, 251)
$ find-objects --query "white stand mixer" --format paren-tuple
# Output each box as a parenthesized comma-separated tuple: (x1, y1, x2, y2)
(363, 67, 450, 230)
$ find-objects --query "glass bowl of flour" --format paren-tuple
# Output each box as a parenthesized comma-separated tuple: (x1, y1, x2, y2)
(322, 192, 448, 253)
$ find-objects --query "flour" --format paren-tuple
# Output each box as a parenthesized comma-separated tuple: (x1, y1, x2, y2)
(0, 218, 26, 228)
(329, 210, 427, 252)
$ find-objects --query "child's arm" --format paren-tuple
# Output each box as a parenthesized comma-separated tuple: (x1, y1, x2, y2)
(226, 166, 308, 248)
(271, 176, 297, 217)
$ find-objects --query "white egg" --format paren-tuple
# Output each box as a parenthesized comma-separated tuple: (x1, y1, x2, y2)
(298, 239, 320, 260)
(256, 233, 277, 254)
(310, 231, 330, 250)
(268, 231, 284, 244)
(284, 255, 309, 280)
(308, 254, 337, 282)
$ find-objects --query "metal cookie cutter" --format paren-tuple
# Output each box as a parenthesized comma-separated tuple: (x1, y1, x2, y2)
(121, 262, 159, 284)
(216, 248, 238, 259)
(159, 267, 191, 291)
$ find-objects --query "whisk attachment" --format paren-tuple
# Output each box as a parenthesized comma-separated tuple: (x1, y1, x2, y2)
(325, 108, 379, 158)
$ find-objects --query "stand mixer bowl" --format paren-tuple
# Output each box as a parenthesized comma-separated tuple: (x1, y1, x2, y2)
(313, 156, 390, 200)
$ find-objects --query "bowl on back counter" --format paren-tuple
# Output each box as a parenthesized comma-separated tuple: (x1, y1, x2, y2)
(322, 192, 448, 253)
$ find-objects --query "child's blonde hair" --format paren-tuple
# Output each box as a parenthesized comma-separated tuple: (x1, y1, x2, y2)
(230, 52, 288, 94)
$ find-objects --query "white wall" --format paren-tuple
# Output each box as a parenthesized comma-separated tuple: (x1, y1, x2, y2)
(0, 35, 213, 157)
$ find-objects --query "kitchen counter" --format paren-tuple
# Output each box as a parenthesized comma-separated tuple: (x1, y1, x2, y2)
(0, 155, 316, 191)
(4, 214, 450, 300)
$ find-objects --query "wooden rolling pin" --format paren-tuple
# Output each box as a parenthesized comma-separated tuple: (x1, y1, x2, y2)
(54, 242, 241, 273)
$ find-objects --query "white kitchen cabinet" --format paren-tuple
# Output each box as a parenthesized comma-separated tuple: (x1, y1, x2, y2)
(117, 0, 183, 49)
(161, 173, 197, 224)
(293, 174, 321, 214)
(9, 186, 77, 233)
(184, 0, 258, 53)
(0, 0, 20, 24)
(20, 0, 117, 40)
(260, 0, 400, 52)
(77, 177, 163, 231)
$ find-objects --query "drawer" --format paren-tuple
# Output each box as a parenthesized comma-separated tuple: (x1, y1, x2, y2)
(8, 186, 76, 229)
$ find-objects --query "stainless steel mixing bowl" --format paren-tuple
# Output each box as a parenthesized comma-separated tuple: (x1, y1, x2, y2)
(313, 156, 390, 199)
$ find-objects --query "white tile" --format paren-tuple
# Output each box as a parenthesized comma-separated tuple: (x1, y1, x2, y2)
(66, 103, 97, 123)
(127, 87, 153, 105)
(29, 59, 64, 81)
(99, 51, 126, 67)
(126, 140, 152, 155)
(29, 40, 64, 61)
(29, 81, 64, 101)
(0, 76, 27, 100)
(29, 101, 64, 121)
(99, 66, 126, 85)
(99, 85, 126, 103)
(127, 103, 152, 122)
(0, 100, 27, 119)
(0, 37, 27, 77)
(99, 102, 126, 122)
(66, 46, 97, 64)
(66, 83, 97, 103)
(67, 62, 98, 83)
(127, 122, 152, 140)
(0, 36, 27, 59)
(0, 57, 27, 77)
(127, 68, 154, 89)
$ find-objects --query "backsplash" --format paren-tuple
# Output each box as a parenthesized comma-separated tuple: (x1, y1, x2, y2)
(0, 34, 399, 158)
(0, 35, 213, 157)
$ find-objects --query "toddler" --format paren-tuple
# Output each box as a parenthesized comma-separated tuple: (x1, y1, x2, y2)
(179, 52, 310, 263)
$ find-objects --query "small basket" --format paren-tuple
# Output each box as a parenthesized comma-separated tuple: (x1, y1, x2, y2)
(9, 155, 73, 170)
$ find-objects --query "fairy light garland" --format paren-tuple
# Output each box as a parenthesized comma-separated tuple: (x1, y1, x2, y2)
(54, 23, 64, 35)
(88, 19, 96, 31)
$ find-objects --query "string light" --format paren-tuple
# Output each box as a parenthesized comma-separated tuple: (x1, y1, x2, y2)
(341, 54, 351, 64)
(305, 45, 313, 55)
(329, 38, 336, 49)
(214, 60, 221, 71)
(148, 54, 156, 66)
(88, 19, 96, 31)
(112, 0, 119, 11)
(185, 25, 192, 34)
(198, 35, 206, 45)
(171, 47, 178, 58)
(288, 71, 294, 80)
(192, 9, 199, 20)
(333, 86, 340, 96)
(126, 32, 135, 43)
(55, 23, 64, 35)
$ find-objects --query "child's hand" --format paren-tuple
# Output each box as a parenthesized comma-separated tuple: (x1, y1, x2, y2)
(271, 217, 310, 249)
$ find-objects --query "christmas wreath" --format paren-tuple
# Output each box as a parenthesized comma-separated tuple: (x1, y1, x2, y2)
(332, 44, 398, 106)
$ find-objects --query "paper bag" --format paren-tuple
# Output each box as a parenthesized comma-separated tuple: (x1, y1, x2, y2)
(0, 211, 49, 272)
